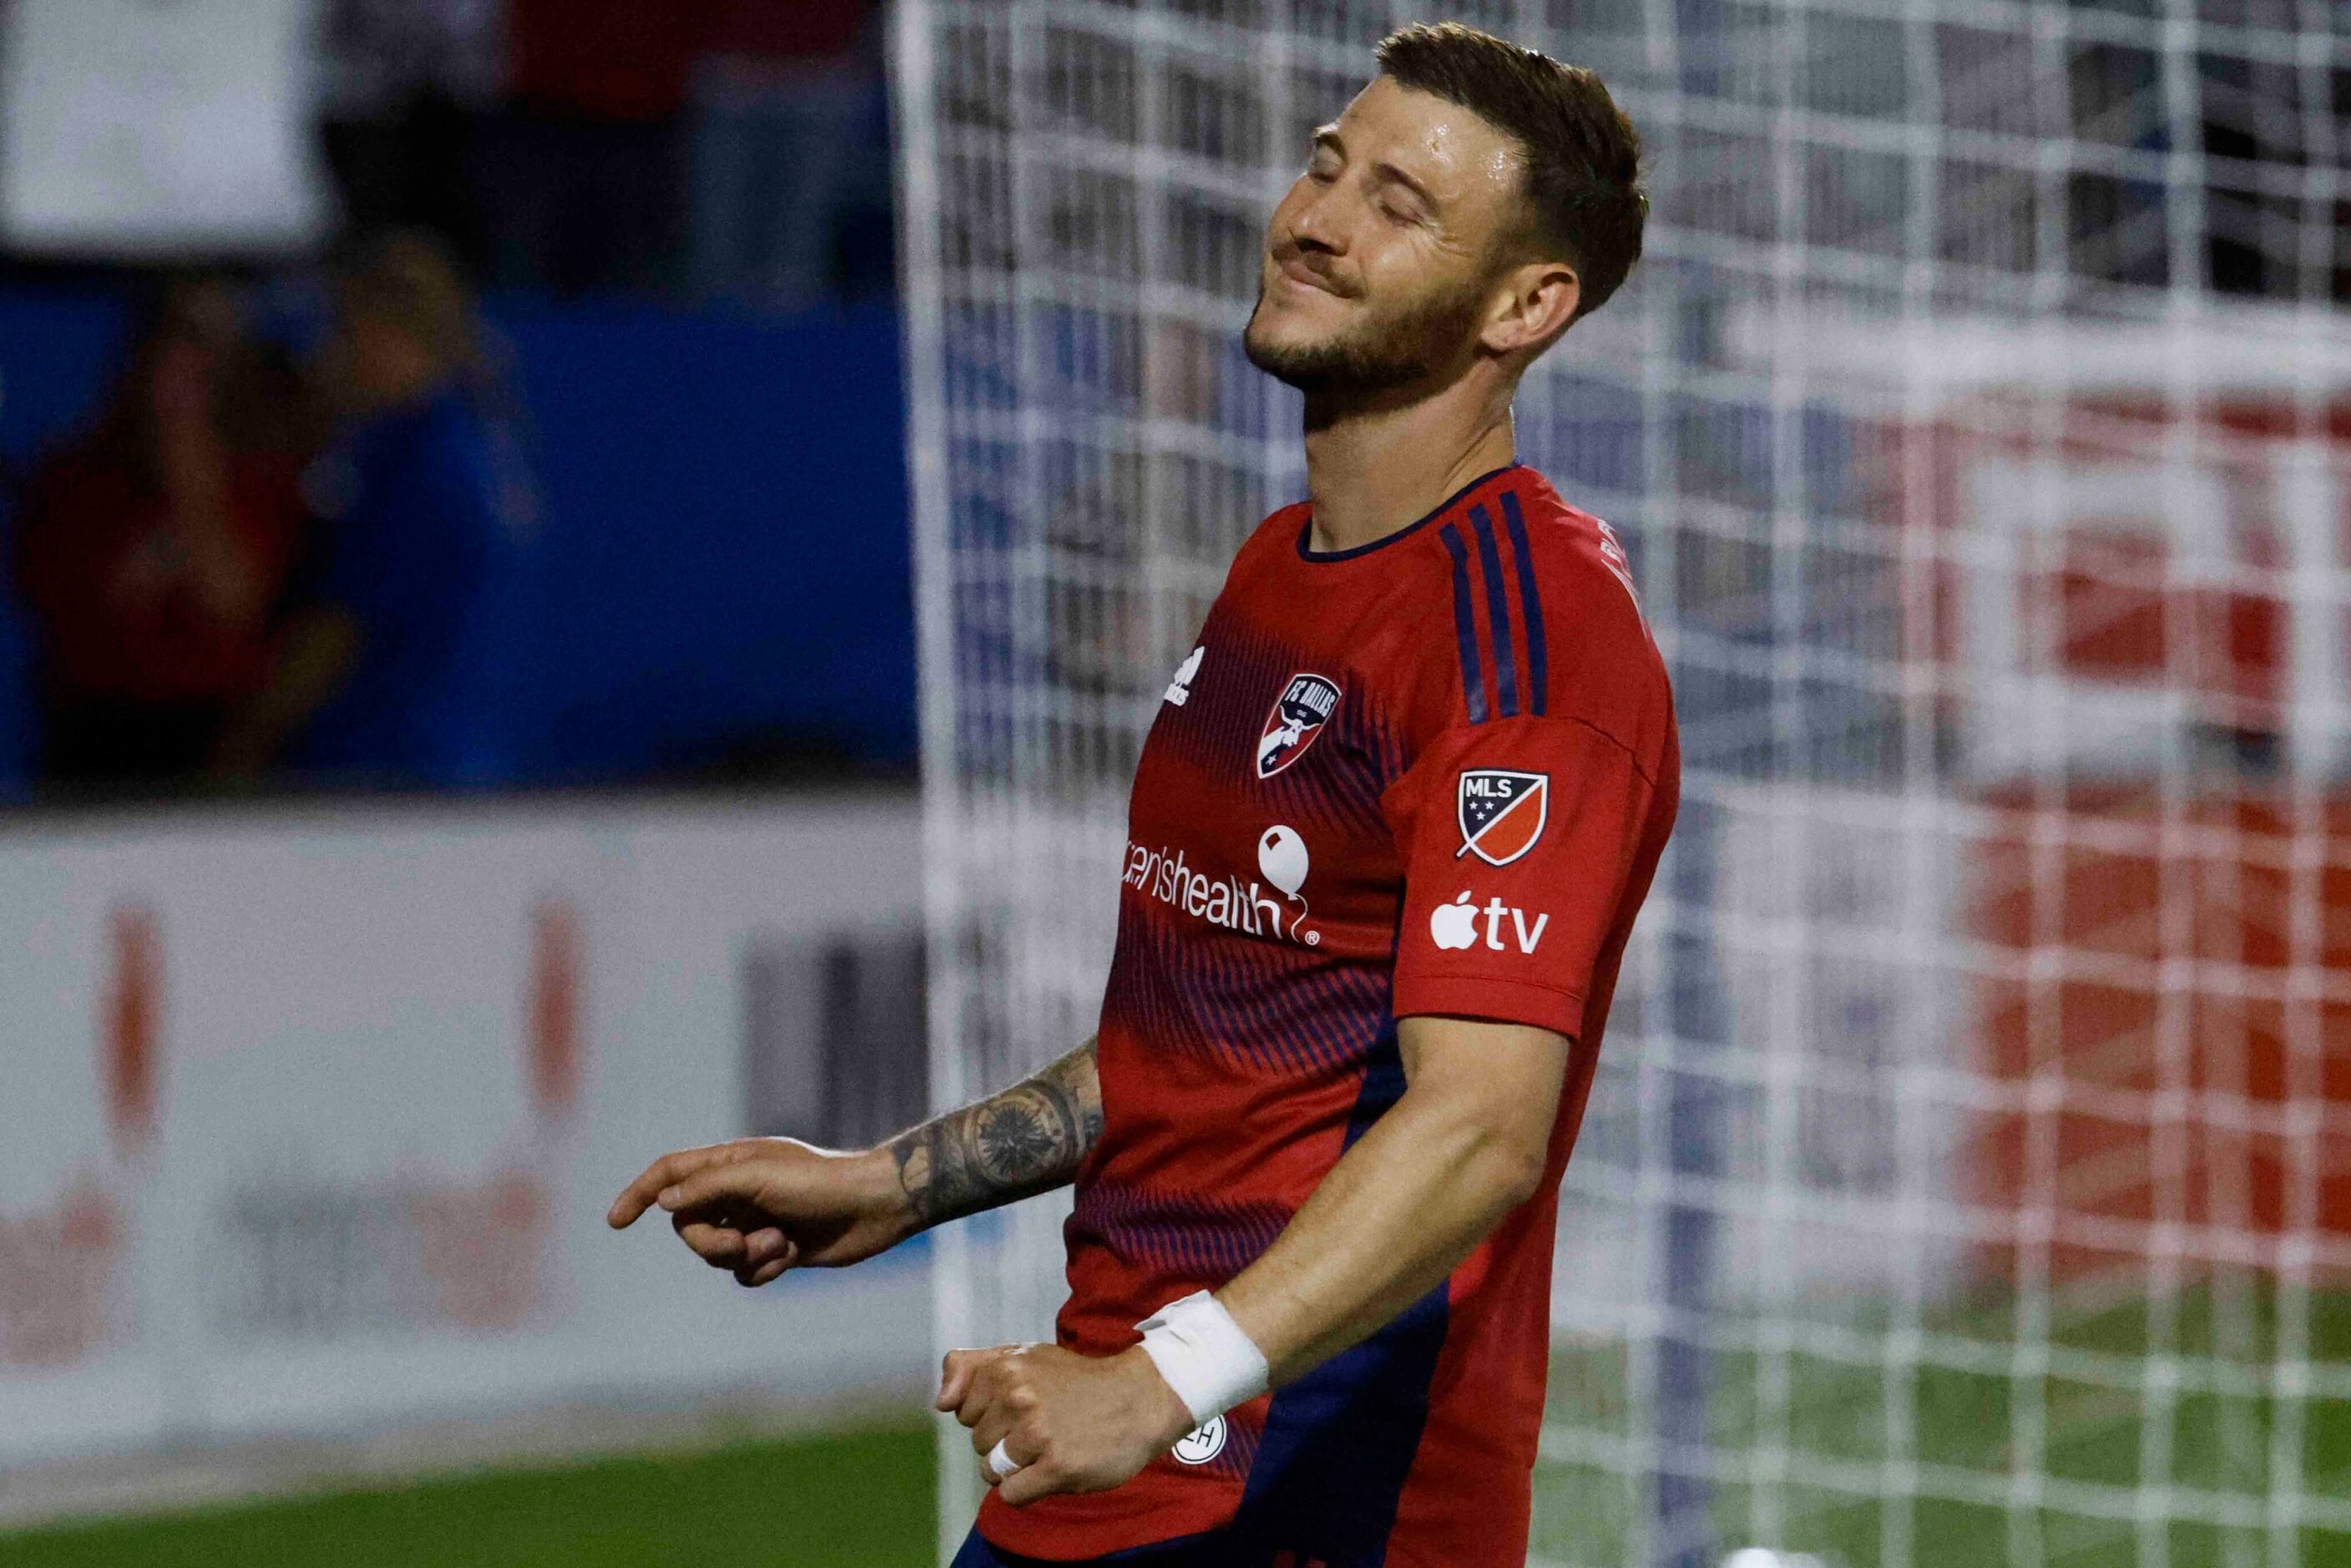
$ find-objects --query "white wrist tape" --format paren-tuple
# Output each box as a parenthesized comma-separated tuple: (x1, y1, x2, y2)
(1134, 1290, 1269, 1427)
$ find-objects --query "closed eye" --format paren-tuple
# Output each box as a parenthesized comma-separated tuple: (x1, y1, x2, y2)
(1368, 162, 1436, 226)
(1307, 127, 1343, 182)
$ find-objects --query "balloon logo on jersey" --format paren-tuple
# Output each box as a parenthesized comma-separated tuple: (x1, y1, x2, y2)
(1456, 769, 1549, 866)
(1256, 673, 1341, 779)
(1257, 824, 1317, 944)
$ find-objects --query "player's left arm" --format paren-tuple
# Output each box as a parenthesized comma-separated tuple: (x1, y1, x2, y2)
(1216, 1012, 1567, 1378)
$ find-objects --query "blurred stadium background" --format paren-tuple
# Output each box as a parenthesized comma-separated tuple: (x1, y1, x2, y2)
(0, 3, 2345, 1568)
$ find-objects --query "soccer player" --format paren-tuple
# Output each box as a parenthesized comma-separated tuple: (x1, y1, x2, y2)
(609, 23, 1673, 1566)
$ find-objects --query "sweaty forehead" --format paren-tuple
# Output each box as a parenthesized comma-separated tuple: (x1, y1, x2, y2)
(1340, 75, 1524, 210)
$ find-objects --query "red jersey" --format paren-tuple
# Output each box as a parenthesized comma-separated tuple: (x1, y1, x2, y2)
(978, 463, 1679, 1565)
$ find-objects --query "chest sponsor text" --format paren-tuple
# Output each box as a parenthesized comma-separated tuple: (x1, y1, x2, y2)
(1124, 840, 1308, 943)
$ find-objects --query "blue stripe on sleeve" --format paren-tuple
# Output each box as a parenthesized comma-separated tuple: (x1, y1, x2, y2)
(1500, 490, 1548, 716)
(1468, 504, 1519, 719)
(1438, 524, 1489, 724)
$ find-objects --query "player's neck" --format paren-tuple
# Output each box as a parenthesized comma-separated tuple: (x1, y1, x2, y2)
(1299, 382, 1517, 556)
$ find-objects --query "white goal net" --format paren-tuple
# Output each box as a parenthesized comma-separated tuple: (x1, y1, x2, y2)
(892, 3, 2351, 1565)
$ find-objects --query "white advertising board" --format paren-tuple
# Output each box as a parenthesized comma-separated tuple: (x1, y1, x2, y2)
(0, 794, 928, 1479)
(0, 0, 333, 256)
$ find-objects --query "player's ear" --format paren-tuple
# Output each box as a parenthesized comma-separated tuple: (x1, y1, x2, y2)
(1479, 256, 1580, 358)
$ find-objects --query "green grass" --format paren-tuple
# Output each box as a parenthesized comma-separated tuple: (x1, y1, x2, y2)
(1535, 1284, 2351, 1568)
(0, 1424, 935, 1568)
(15, 1282, 2348, 1568)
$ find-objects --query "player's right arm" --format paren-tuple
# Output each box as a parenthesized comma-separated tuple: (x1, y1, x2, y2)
(606, 1039, 1102, 1287)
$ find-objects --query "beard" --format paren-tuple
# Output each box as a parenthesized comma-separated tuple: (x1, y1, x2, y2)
(1242, 263, 1490, 397)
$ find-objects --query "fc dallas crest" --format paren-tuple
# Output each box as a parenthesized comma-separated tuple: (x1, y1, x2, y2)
(1456, 769, 1549, 865)
(1256, 672, 1341, 779)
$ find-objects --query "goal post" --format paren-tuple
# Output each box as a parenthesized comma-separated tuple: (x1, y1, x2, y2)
(893, 4, 2351, 1564)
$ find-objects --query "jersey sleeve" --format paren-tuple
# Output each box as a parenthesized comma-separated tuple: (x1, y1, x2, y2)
(1383, 712, 1659, 1039)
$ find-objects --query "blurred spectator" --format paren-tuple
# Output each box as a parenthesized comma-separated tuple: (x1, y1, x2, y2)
(688, 0, 886, 310)
(214, 233, 522, 788)
(13, 278, 316, 792)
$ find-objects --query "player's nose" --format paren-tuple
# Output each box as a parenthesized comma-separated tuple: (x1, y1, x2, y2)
(1283, 187, 1348, 264)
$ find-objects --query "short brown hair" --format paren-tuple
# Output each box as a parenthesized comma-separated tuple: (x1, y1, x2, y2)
(1377, 23, 1646, 321)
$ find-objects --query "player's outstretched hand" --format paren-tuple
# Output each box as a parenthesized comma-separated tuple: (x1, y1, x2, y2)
(937, 1342, 1196, 1506)
(606, 1136, 911, 1286)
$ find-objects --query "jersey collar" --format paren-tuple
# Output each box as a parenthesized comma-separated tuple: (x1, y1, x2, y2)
(1294, 463, 1525, 564)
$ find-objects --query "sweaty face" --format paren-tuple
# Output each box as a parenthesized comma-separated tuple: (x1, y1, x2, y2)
(1244, 76, 1527, 397)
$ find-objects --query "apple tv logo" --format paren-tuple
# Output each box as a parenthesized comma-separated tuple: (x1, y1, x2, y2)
(1429, 891, 1549, 954)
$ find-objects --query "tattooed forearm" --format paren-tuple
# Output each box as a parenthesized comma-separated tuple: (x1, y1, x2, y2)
(887, 1039, 1103, 1230)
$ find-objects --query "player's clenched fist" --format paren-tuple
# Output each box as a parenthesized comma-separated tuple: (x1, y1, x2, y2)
(606, 1136, 913, 1286)
(936, 1342, 1196, 1507)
